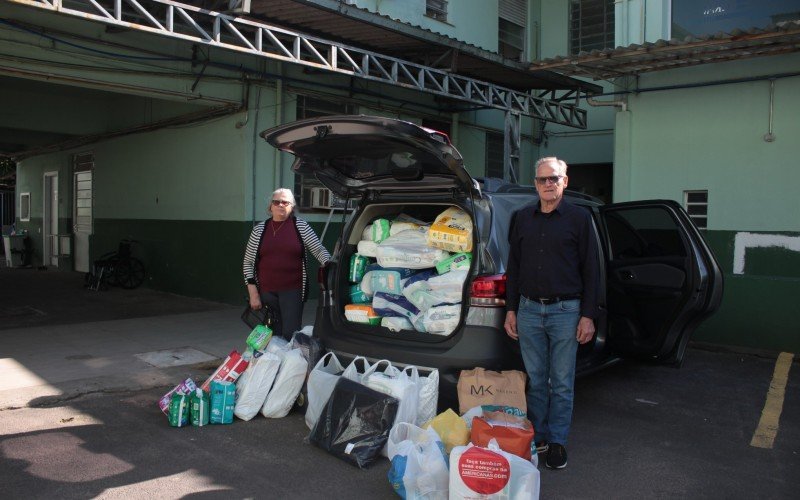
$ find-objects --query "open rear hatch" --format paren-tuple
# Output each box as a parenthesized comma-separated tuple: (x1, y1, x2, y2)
(261, 115, 477, 198)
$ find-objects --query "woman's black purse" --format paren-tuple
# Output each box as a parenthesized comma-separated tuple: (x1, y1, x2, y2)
(241, 304, 276, 330)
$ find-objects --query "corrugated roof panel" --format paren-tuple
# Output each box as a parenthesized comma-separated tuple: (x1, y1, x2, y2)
(246, 0, 602, 93)
(529, 21, 800, 79)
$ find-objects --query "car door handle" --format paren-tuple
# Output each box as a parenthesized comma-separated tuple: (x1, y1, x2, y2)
(619, 270, 635, 281)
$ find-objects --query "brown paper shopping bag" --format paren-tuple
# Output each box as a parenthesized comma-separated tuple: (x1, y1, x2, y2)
(456, 367, 527, 414)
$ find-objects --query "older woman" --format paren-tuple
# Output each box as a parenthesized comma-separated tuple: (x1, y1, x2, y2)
(243, 188, 331, 339)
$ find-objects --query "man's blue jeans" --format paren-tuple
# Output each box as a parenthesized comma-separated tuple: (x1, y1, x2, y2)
(517, 296, 581, 445)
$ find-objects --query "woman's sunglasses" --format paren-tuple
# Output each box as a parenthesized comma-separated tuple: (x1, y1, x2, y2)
(271, 200, 292, 206)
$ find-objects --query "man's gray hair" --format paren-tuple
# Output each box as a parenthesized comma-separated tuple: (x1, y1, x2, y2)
(534, 157, 568, 176)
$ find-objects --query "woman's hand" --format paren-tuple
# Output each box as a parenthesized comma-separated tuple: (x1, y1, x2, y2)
(247, 284, 261, 310)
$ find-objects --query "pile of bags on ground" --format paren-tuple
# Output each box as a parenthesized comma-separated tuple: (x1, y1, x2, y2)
(158, 322, 323, 427)
(345, 208, 473, 336)
(304, 352, 540, 499)
(158, 312, 540, 498)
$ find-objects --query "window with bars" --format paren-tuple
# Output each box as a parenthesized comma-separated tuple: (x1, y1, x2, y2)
(499, 19, 526, 61)
(684, 190, 708, 230)
(486, 132, 505, 179)
(426, 0, 448, 22)
(569, 0, 615, 55)
(293, 95, 356, 211)
(499, 0, 527, 61)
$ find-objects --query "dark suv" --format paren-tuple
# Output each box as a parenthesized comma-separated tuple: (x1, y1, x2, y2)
(262, 115, 723, 406)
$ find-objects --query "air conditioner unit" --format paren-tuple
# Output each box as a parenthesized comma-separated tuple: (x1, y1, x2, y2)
(308, 187, 358, 210)
(227, 0, 251, 14)
(309, 187, 334, 209)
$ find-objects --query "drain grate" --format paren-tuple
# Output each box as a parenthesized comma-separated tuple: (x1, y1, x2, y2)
(134, 347, 217, 368)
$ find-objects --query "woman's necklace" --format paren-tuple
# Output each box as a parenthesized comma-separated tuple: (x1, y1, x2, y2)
(270, 219, 286, 236)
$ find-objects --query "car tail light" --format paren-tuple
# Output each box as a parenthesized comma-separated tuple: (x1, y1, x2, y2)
(470, 274, 506, 307)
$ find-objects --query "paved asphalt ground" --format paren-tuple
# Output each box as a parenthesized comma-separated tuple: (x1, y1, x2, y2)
(1, 266, 799, 498)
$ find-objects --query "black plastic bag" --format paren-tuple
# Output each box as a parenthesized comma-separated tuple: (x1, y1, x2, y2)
(290, 332, 325, 410)
(290, 332, 324, 371)
(308, 377, 399, 469)
(241, 304, 275, 330)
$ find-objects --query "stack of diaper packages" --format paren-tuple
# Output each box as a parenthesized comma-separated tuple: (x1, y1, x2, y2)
(344, 209, 473, 336)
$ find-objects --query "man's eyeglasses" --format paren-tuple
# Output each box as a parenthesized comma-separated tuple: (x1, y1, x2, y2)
(271, 200, 292, 207)
(534, 175, 563, 185)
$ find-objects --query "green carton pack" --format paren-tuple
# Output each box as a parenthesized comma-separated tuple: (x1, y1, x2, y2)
(190, 388, 210, 426)
(168, 392, 190, 427)
(436, 252, 472, 274)
(246, 324, 273, 351)
(349, 253, 369, 283)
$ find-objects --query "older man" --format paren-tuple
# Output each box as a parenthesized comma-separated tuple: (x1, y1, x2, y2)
(504, 157, 601, 469)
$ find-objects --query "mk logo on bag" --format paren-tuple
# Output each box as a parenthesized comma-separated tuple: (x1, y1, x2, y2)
(470, 385, 494, 396)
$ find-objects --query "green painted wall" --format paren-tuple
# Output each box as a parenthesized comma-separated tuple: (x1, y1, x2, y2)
(354, 0, 498, 51)
(614, 53, 800, 354)
(88, 218, 339, 303)
(618, 54, 800, 231)
(538, 0, 569, 58)
(696, 231, 800, 353)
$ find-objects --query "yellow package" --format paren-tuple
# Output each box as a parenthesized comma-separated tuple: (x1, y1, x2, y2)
(423, 408, 470, 453)
(427, 207, 473, 253)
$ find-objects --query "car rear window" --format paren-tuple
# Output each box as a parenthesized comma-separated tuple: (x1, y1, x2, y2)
(309, 137, 452, 180)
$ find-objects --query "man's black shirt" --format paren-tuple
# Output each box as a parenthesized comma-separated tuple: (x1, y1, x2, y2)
(506, 199, 601, 318)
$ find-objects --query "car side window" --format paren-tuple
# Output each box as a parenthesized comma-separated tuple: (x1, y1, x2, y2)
(605, 208, 687, 260)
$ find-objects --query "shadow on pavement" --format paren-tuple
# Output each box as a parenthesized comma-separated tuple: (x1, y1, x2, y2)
(0, 266, 232, 330)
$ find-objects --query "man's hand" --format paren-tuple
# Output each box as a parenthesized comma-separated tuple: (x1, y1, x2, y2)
(576, 316, 595, 344)
(504, 311, 518, 340)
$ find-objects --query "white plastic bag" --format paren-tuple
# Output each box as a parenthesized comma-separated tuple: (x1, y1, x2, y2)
(387, 424, 449, 500)
(363, 360, 419, 427)
(363, 359, 420, 457)
(415, 368, 439, 427)
(357, 239, 379, 257)
(381, 317, 415, 332)
(266, 335, 289, 353)
(419, 305, 461, 336)
(234, 351, 282, 421)
(341, 355, 373, 385)
(448, 441, 540, 500)
(304, 352, 344, 429)
(377, 228, 448, 269)
(426, 270, 468, 303)
(261, 348, 308, 418)
(387, 422, 442, 461)
(372, 292, 420, 321)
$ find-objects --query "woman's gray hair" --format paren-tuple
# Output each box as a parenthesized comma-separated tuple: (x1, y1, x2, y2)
(271, 188, 297, 207)
(534, 157, 568, 176)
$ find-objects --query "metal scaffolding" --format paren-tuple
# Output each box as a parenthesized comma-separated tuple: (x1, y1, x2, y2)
(4, 0, 588, 129)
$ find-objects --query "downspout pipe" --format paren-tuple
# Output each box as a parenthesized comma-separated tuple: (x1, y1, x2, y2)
(586, 97, 627, 112)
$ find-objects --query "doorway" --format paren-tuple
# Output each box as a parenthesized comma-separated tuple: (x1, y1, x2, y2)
(566, 162, 613, 203)
(72, 153, 94, 273)
(43, 172, 58, 267)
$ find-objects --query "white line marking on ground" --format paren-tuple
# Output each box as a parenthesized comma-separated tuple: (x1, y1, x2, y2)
(750, 352, 794, 449)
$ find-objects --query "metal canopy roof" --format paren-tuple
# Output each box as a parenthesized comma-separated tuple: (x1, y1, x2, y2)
(2, 0, 597, 128)
(243, 0, 602, 95)
(530, 21, 800, 81)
